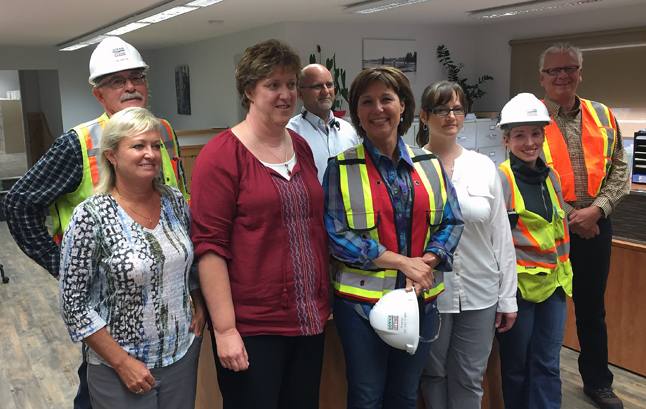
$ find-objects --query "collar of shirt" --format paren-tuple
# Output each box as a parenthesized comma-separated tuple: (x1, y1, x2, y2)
(544, 95, 581, 119)
(363, 135, 414, 170)
(301, 108, 336, 135)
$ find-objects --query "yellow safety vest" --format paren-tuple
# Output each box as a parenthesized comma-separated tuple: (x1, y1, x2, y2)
(49, 113, 188, 243)
(331, 144, 448, 304)
(498, 159, 573, 303)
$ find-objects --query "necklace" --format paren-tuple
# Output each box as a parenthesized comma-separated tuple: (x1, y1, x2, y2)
(247, 122, 292, 177)
(114, 187, 154, 225)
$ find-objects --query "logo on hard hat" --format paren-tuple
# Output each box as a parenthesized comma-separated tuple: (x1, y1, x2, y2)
(387, 315, 399, 330)
(112, 47, 126, 57)
(526, 108, 538, 116)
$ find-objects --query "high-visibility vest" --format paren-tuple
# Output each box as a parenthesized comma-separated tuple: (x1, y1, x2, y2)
(49, 113, 188, 243)
(498, 159, 573, 303)
(331, 144, 448, 304)
(541, 98, 617, 202)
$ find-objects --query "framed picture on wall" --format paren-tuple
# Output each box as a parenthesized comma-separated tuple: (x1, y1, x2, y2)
(363, 39, 417, 83)
(175, 65, 191, 115)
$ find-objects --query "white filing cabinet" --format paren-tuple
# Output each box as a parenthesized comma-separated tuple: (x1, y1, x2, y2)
(458, 118, 506, 166)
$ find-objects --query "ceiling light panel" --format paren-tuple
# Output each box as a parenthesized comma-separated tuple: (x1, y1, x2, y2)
(344, 0, 428, 14)
(138, 6, 198, 24)
(186, 0, 224, 7)
(470, 0, 601, 19)
(106, 22, 151, 36)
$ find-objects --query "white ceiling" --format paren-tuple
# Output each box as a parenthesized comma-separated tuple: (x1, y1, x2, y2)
(0, 0, 642, 50)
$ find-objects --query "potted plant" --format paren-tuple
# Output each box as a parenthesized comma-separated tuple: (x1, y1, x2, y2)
(310, 46, 349, 117)
(436, 44, 493, 112)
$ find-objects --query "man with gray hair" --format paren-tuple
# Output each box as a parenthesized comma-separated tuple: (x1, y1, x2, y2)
(538, 42, 629, 409)
(2, 36, 188, 409)
(288, 63, 358, 183)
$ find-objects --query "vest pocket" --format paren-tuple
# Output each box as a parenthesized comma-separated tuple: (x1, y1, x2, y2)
(347, 211, 380, 239)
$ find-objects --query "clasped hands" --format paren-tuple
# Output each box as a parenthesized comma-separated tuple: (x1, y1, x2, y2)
(402, 252, 440, 297)
(568, 206, 602, 239)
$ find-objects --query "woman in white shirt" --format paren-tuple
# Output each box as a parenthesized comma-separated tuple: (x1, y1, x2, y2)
(417, 81, 518, 409)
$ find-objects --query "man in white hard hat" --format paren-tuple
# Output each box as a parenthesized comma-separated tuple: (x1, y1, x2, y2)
(287, 63, 358, 183)
(538, 42, 630, 409)
(2, 36, 188, 409)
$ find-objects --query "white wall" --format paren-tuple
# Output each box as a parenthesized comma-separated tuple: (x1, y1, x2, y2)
(0, 70, 20, 98)
(145, 23, 289, 131)
(472, 2, 646, 112)
(146, 21, 479, 131)
(0, 46, 102, 131)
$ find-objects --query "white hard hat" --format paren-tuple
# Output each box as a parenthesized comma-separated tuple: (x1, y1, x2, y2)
(369, 288, 420, 355)
(88, 37, 149, 85)
(497, 93, 552, 130)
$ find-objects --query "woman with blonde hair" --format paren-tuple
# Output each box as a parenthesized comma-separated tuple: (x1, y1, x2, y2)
(496, 93, 573, 409)
(59, 107, 206, 409)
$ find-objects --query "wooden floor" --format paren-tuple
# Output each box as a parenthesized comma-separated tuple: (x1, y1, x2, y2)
(1, 220, 645, 408)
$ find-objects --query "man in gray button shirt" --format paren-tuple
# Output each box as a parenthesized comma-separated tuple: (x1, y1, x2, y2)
(288, 64, 358, 183)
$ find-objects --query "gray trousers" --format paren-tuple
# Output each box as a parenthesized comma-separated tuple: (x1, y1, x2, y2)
(420, 305, 497, 409)
(87, 336, 202, 409)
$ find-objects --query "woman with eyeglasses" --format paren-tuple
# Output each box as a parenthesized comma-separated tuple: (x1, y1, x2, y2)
(417, 81, 517, 409)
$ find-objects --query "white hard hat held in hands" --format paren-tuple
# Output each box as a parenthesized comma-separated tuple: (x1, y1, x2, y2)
(497, 93, 552, 130)
(88, 37, 149, 85)
(369, 288, 420, 355)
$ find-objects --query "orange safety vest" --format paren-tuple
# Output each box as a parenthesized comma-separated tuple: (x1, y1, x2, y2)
(331, 144, 448, 304)
(541, 98, 617, 202)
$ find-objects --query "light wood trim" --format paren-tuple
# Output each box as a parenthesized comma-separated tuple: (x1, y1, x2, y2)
(175, 128, 228, 136)
(563, 241, 646, 376)
(179, 144, 206, 194)
(509, 25, 646, 45)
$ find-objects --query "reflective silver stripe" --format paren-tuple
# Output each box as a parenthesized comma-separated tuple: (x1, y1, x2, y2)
(556, 241, 570, 257)
(515, 247, 558, 265)
(588, 100, 615, 159)
(497, 168, 512, 210)
(589, 100, 610, 128)
(331, 263, 396, 293)
(158, 121, 176, 159)
(547, 169, 571, 259)
(85, 119, 105, 178)
(339, 147, 372, 228)
(409, 147, 444, 224)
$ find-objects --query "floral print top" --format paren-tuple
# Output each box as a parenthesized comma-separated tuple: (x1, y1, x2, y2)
(59, 186, 198, 368)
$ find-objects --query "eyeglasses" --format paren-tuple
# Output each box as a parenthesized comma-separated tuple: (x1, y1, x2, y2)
(299, 82, 335, 91)
(541, 65, 580, 76)
(97, 74, 146, 89)
(431, 106, 466, 117)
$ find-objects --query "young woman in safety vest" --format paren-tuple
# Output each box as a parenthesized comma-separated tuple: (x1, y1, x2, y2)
(495, 93, 573, 409)
(324, 67, 464, 409)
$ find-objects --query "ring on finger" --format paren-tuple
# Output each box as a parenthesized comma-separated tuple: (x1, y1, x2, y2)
(136, 389, 144, 394)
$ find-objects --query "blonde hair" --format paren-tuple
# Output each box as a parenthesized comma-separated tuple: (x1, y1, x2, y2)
(96, 107, 163, 193)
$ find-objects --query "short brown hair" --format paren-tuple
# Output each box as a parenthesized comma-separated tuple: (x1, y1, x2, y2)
(416, 81, 467, 147)
(235, 39, 301, 112)
(348, 67, 415, 140)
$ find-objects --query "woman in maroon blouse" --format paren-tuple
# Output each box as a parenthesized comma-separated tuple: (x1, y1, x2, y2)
(190, 39, 331, 409)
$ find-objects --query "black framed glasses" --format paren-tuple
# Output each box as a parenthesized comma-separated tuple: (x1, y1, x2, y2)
(97, 74, 146, 89)
(299, 82, 335, 91)
(541, 65, 580, 76)
(431, 106, 466, 117)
